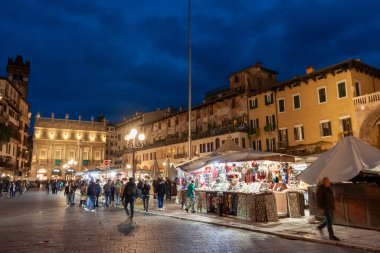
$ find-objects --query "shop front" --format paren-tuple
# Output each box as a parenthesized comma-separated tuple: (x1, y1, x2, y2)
(65, 168, 75, 181)
(36, 169, 48, 181)
(51, 168, 62, 179)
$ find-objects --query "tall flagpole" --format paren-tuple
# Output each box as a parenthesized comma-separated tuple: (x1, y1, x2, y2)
(188, 0, 192, 160)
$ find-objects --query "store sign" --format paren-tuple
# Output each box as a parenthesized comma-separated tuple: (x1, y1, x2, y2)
(52, 169, 61, 174)
(103, 160, 111, 166)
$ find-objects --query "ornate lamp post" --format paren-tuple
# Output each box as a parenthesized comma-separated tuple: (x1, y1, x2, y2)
(125, 128, 145, 180)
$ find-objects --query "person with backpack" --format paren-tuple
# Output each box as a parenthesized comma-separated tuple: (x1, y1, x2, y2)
(115, 179, 123, 208)
(122, 178, 136, 221)
(103, 179, 111, 207)
(156, 178, 166, 211)
(142, 180, 151, 212)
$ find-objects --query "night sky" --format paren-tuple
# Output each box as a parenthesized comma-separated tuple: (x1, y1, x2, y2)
(0, 0, 379, 123)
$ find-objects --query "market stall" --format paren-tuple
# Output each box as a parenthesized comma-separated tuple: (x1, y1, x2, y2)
(298, 136, 380, 229)
(177, 148, 304, 222)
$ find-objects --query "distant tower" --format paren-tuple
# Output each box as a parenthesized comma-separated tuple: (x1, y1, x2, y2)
(6, 55, 30, 99)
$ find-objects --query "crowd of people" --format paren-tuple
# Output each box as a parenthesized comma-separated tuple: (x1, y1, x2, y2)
(44, 177, 175, 222)
(0, 180, 27, 198)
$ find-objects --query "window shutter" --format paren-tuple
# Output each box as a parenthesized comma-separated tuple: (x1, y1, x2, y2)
(272, 115, 276, 128)
(301, 126, 305, 140)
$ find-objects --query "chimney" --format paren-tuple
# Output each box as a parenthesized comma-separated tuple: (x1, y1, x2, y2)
(306, 66, 315, 74)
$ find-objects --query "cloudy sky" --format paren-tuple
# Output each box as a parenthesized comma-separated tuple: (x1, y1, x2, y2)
(0, 0, 379, 122)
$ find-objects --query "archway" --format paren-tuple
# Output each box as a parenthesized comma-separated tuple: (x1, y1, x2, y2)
(359, 106, 380, 148)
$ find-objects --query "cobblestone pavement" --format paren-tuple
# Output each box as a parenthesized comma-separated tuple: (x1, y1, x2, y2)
(0, 190, 370, 253)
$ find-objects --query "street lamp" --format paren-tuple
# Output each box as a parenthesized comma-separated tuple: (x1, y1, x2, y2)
(125, 128, 145, 180)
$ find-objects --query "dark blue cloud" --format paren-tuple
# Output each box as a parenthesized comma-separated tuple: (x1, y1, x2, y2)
(0, 0, 379, 122)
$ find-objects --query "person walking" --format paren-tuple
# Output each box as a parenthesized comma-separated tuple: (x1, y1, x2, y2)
(95, 179, 101, 207)
(316, 177, 340, 241)
(110, 181, 115, 207)
(0, 180, 3, 198)
(185, 180, 196, 213)
(156, 178, 166, 211)
(103, 179, 111, 207)
(80, 181, 88, 207)
(115, 179, 123, 208)
(142, 180, 151, 212)
(122, 178, 136, 221)
(45, 181, 50, 195)
(85, 179, 97, 212)
(165, 178, 171, 200)
(64, 182, 73, 207)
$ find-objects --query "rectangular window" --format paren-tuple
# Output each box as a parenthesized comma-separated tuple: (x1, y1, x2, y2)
(95, 151, 101, 161)
(231, 98, 236, 108)
(318, 87, 327, 104)
(69, 150, 75, 160)
(340, 117, 352, 136)
(249, 98, 258, 109)
(266, 138, 276, 152)
(278, 98, 285, 113)
(337, 81, 347, 98)
(257, 140, 262, 151)
(40, 150, 47, 159)
(54, 150, 61, 159)
(294, 125, 304, 141)
(242, 138, 246, 149)
(354, 81, 361, 97)
(293, 94, 301, 110)
(320, 120, 332, 137)
(83, 151, 89, 160)
(265, 93, 274, 105)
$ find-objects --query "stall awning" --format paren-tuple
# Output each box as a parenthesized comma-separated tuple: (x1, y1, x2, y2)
(297, 136, 380, 184)
(177, 150, 295, 172)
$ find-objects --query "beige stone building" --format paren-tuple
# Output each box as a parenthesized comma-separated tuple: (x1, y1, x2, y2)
(114, 59, 380, 175)
(0, 55, 31, 177)
(30, 114, 107, 180)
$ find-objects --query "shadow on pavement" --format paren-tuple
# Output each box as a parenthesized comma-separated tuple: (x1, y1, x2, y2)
(117, 220, 135, 235)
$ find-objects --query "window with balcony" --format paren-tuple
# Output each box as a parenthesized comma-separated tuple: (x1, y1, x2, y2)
(294, 125, 304, 141)
(265, 115, 276, 132)
(318, 86, 327, 104)
(278, 98, 285, 113)
(320, 120, 332, 137)
(293, 94, 301, 110)
(337, 81, 347, 99)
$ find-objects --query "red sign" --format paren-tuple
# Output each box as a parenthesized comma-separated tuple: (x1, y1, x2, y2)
(103, 160, 111, 166)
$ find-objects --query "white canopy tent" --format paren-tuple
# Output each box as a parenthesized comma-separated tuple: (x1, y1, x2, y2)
(297, 136, 380, 184)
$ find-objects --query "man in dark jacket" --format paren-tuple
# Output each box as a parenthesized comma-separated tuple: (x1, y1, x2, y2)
(142, 180, 151, 212)
(103, 179, 111, 207)
(122, 178, 136, 221)
(156, 178, 166, 211)
(85, 179, 97, 212)
(316, 177, 339, 241)
(95, 179, 101, 207)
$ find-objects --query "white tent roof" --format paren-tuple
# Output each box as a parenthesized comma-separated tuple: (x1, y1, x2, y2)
(177, 150, 294, 172)
(297, 136, 380, 184)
